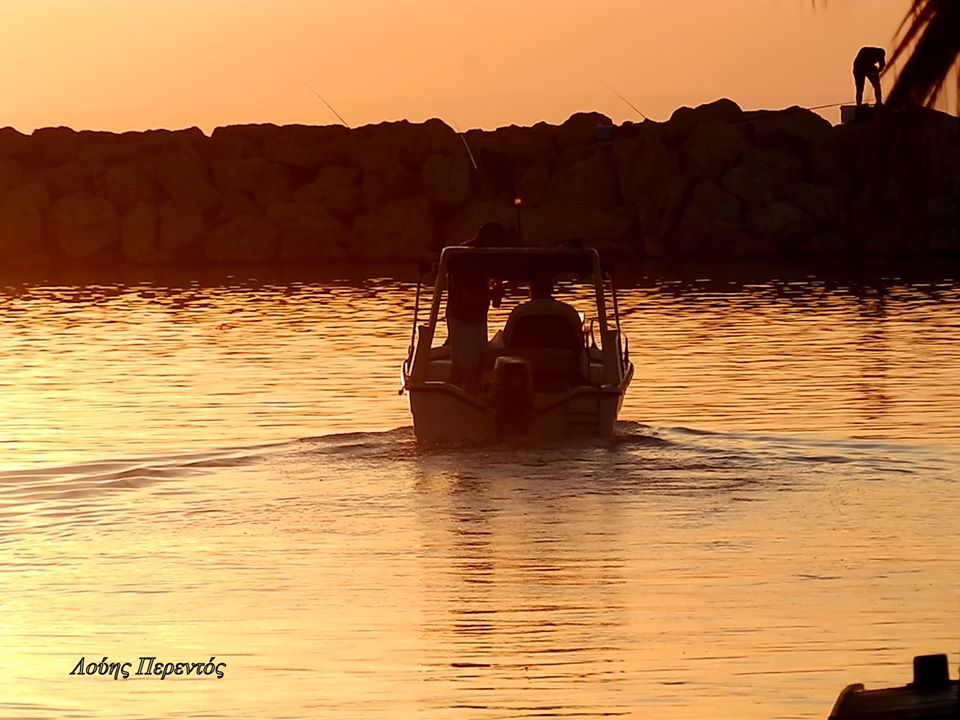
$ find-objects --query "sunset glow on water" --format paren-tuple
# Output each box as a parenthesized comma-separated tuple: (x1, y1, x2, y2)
(1, 268, 958, 718)
(2, 0, 958, 715)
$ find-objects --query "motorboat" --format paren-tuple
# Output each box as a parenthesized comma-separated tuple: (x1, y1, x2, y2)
(829, 653, 958, 719)
(401, 245, 633, 443)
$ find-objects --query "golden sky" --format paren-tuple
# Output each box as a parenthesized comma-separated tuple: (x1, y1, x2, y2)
(0, 0, 913, 133)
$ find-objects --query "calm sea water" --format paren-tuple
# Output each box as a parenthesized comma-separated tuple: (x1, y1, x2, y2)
(1, 264, 959, 719)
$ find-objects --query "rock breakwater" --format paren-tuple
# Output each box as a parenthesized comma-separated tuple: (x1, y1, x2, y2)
(0, 98, 957, 267)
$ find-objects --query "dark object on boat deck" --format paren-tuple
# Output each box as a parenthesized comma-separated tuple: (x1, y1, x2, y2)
(829, 653, 958, 719)
(492, 356, 533, 438)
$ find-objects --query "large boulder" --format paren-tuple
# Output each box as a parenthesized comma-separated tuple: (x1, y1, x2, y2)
(360, 157, 415, 209)
(263, 129, 334, 170)
(158, 200, 206, 257)
(211, 157, 264, 196)
(421, 153, 473, 210)
(31, 127, 81, 166)
(0, 127, 30, 159)
(218, 193, 261, 220)
(515, 165, 551, 207)
(352, 196, 435, 259)
(668, 99, 744, 143)
(209, 124, 271, 159)
(205, 215, 279, 262)
(0, 183, 49, 259)
(466, 122, 557, 168)
(615, 135, 676, 204)
(347, 119, 462, 166)
(903, 118, 960, 197)
(266, 201, 351, 260)
(6, 181, 51, 214)
(791, 183, 848, 229)
(443, 198, 521, 246)
(404, 118, 464, 161)
(545, 149, 620, 211)
(156, 149, 220, 212)
(926, 195, 960, 253)
(555, 112, 613, 150)
(722, 148, 806, 209)
(46, 192, 120, 259)
(747, 107, 832, 149)
(0, 158, 25, 199)
(40, 161, 95, 197)
(520, 201, 633, 252)
(671, 179, 753, 257)
(103, 161, 158, 210)
(746, 202, 818, 255)
(120, 200, 204, 264)
(635, 172, 696, 254)
(120, 202, 160, 263)
(253, 162, 294, 208)
(681, 121, 749, 178)
(293, 165, 361, 219)
(806, 125, 858, 184)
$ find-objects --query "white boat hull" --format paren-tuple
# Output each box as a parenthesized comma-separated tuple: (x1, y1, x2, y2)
(408, 375, 630, 444)
(402, 245, 635, 444)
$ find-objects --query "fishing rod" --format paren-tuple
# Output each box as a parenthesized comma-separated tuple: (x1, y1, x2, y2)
(305, 83, 349, 128)
(806, 101, 848, 111)
(452, 120, 478, 170)
(453, 120, 525, 245)
(598, 79, 650, 121)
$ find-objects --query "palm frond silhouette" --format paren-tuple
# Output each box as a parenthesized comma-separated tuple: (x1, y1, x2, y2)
(886, 0, 959, 109)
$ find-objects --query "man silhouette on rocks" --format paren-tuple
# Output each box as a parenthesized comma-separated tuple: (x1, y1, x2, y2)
(853, 46, 886, 107)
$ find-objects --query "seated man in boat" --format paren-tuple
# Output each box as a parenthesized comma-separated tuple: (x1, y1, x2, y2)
(503, 274, 583, 349)
(500, 274, 587, 390)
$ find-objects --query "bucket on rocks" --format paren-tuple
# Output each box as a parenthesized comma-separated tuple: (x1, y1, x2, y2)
(840, 104, 878, 124)
(493, 356, 533, 438)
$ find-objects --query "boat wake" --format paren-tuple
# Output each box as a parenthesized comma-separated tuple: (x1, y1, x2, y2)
(1, 423, 953, 546)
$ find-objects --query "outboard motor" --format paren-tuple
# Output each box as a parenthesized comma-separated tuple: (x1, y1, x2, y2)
(493, 356, 533, 438)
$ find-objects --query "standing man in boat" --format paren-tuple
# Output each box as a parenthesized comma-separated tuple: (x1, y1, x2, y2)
(853, 46, 886, 107)
(445, 223, 505, 394)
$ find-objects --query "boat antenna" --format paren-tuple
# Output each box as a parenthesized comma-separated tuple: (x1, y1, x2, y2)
(598, 79, 649, 121)
(514, 197, 523, 245)
(452, 121, 478, 171)
(305, 83, 350, 128)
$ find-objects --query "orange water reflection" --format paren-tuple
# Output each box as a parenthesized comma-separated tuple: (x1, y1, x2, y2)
(1, 270, 959, 719)
(3, 271, 959, 471)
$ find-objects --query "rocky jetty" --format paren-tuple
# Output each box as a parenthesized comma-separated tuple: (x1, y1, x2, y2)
(0, 99, 957, 266)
